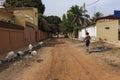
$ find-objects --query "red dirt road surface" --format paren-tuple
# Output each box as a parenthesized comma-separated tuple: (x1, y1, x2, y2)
(0, 38, 120, 80)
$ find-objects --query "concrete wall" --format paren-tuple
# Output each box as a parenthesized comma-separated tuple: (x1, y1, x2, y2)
(0, 28, 49, 54)
(14, 15, 25, 26)
(33, 8, 38, 26)
(0, 28, 11, 54)
(10, 30, 25, 50)
(0, 7, 38, 30)
(78, 25, 96, 40)
(13, 8, 38, 27)
(0, 12, 12, 21)
(0, 28, 25, 54)
(96, 20, 119, 41)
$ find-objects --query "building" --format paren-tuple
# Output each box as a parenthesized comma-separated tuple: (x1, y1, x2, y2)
(0, 7, 50, 54)
(0, 7, 38, 30)
(79, 15, 120, 41)
(13, 7, 38, 30)
(96, 15, 120, 41)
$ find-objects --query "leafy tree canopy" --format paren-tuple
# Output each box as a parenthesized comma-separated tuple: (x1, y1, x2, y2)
(45, 16, 61, 25)
(60, 5, 90, 37)
(91, 12, 104, 23)
(45, 16, 61, 33)
(5, 0, 45, 14)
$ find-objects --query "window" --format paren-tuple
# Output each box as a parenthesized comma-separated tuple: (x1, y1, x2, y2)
(105, 27, 110, 30)
(35, 12, 37, 17)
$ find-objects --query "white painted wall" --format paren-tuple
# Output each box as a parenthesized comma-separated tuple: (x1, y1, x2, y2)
(0, 0, 5, 8)
(78, 25, 96, 40)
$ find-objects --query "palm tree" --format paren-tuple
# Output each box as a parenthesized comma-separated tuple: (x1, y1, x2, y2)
(68, 5, 90, 27)
(68, 5, 90, 37)
(91, 12, 103, 23)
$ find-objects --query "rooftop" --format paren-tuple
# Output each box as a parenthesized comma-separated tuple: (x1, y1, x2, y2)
(97, 15, 120, 20)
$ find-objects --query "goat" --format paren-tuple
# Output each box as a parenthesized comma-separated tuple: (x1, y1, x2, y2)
(5, 51, 16, 61)
(38, 41, 44, 47)
(29, 44, 33, 50)
(17, 51, 24, 58)
(31, 50, 37, 56)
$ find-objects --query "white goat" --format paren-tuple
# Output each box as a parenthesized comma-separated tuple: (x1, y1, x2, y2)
(39, 41, 44, 47)
(29, 44, 33, 50)
(5, 51, 15, 59)
(31, 50, 37, 56)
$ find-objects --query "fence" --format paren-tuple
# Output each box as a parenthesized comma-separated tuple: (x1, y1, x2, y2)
(0, 22, 50, 54)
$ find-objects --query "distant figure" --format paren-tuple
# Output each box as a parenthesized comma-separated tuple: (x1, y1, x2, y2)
(83, 32, 91, 51)
(29, 44, 33, 50)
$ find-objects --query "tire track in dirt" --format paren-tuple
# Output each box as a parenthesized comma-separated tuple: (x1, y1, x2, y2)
(1, 38, 120, 80)
(45, 39, 120, 80)
(61, 42, 95, 80)
(45, 39, 74, 80)
(65, 40, 120, 80)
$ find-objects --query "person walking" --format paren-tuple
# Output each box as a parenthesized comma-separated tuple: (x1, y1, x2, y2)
(83, 32, 91, 51)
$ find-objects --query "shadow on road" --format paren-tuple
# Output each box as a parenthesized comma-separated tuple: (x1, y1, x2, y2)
(44, 38, 65, 47)
(0, 62, 12, 73)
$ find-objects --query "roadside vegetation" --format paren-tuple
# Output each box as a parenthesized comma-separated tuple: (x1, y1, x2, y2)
(60, 5, 103, 38)
(4, 0, 104, 37)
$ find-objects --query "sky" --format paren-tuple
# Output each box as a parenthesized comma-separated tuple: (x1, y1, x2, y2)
(42, 0, 120, 18)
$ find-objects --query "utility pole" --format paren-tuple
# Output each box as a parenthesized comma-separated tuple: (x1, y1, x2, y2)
(94, 6, 96, 15)
(83, 2, 87, 34)
(83, 0, 100, 34)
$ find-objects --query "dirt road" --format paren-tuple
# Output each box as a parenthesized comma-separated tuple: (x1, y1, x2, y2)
(0, 38, 120, 80)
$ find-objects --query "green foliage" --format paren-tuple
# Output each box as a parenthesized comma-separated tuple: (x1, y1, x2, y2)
(46, 16, 61, 24)
(60, 5, 90, 38)
(91, 12, 104, 23)
(5, 0, 45, 14)
(38, 13, 46, 31)
(59, 14, 67, 34)
(45, 16, 61, 33)
(68, 5, 90, 27)
(73, 26, 82, 38)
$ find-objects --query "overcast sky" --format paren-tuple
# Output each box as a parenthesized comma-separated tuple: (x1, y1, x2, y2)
(42, 0, 120, 18)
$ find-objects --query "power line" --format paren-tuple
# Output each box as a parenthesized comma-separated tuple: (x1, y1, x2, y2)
(86, 0, 100, 6)
(82, 0, 100, 32)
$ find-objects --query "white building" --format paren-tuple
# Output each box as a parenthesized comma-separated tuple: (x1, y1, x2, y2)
(0, 0, 5, 8)
(78, 24, 96, 40)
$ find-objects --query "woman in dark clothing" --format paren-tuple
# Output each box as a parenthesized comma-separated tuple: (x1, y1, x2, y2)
(84, 32, 91, 51)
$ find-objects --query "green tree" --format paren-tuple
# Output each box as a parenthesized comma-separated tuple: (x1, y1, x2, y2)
(69, 5, 90, 27)
(66, 11, 74, 33)
(91, 12, 104, 23)
(59, 14, 69, 34)
(63, 5, 90, 38)
(38, 13, 46, 31)
(45, 16, 61, 33)
(5, 0, 45, 14)
(60, 5, 91, 38)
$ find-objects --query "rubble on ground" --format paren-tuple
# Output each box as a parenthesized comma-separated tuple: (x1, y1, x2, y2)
(0, 39, 49, 65)
(89, 45, 112, 53)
